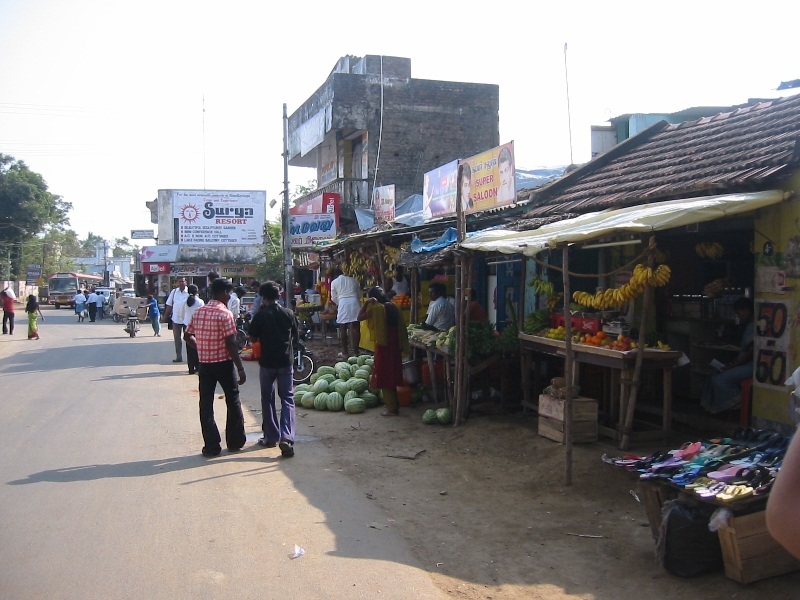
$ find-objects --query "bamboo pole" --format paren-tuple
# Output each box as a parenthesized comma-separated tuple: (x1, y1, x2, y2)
(375, 240, 388, 291)
(620, 236, 656, 451)
(562, 245, 574, 486)
(411, 267, 419, 324)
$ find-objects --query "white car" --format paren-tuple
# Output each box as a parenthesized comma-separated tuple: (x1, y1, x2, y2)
(121, 288, 136, 297)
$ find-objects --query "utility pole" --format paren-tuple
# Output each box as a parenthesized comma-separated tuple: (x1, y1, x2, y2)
(103, 240, 109, 286)
(282, 103, 293, 303)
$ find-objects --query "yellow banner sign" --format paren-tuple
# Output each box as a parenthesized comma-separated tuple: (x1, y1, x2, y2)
(458, 142, 515, 215)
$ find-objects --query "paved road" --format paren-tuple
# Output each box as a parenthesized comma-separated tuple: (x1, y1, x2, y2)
(0, 306, 444, 599)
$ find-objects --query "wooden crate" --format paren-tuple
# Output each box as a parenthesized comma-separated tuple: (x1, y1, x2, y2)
(637, 481, 679, 539)
(538, 415, 598, 443)
(717, 511, 800, 584)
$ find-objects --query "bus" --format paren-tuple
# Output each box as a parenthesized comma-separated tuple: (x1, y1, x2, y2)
(47, 272, 104, 308)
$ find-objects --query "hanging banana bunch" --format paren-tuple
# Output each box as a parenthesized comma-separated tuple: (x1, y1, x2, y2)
(695, 242, 724, 259)
(571, 264, 671, 310)
(528, 274, 555, 296)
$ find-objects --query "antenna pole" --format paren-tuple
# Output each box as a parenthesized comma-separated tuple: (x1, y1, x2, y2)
(564, 43, 574, 166)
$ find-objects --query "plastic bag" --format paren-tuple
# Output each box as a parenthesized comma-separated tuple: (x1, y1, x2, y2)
(708, 507, 733, 532)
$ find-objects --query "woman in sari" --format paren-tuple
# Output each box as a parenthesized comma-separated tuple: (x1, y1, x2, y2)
(358, 286, 410, 416)
(25, 294, 44, 340)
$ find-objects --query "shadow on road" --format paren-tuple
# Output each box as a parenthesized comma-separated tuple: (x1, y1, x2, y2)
(0, 341, 172, 375)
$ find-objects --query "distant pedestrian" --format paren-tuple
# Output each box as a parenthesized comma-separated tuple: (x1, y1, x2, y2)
(184, 278, 247, 457)
(162, 277, 189, 363)
(87, 289, 98, 322)
(227, 283, 241, 316)
(96, 291, 105, 320)
(82, 291, 90, 320)
(73, 291, 86, 322)
(146, 295, 161, 337)
(249, 280, 262, 315)
(204, 271, 219, 302)
(2, 289, 15, 335)
(248, 281, 298, 457)
(25, 295, 44, 340)
(181, 285, 205, 375)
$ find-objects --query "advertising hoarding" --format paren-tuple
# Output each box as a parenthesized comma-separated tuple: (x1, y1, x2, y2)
(131, 230, 154, 239)
(423, 160, 458, 222)
(290, 192, 340, 248)
(458, 142, 516, 215)
(172, 190, 266, 245)
(26, 264, 42, 286)
(143, 262, 171, 274)
(372, 184, 396, 223)
(140, 245, 179, 263)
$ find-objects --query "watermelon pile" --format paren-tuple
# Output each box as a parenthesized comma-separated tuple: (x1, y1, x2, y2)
(422, 407, 453, 425)
(294, 355, 379, 414)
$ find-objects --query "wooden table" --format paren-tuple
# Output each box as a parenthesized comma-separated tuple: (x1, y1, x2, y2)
(518, 333, 682, 447)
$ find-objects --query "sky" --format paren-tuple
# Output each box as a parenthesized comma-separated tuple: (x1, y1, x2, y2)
(1, 0, 798, 244)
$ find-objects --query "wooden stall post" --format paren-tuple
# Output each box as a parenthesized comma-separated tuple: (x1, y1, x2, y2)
(410, 267, 419, 324)
(620, 236, 655, 451)
(375, 240, 388, 291)
(562, 245, 574, 486)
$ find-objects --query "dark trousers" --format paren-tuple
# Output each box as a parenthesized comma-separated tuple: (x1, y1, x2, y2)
(2, 311, 14, 334)
(198, 360, 246, 453)
(88, 304, 97, 322)
(187, 344, 199, 374)
(97, 303, 104, 319)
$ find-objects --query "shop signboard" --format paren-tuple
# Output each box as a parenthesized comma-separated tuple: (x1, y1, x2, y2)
(140, 245, 179, 263)
(458, 141, 516, 215)
(290, 192, 340, 248)
(754, 299, 790, 390)
(130, 230, 154, 239)
(26, 264, 42, 286)
(171, 264, 219, 277)
(372, 184, 396, 223)
(221, 265, 258, 278)
(423, 160, 458, 221)
(143, 262, 171, 274)
(171, 189, 266, 245)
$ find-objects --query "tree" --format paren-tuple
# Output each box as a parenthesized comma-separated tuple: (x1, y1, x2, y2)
(112, 237, 138, 258)
(79, 232, 105, 257)
(0, 154, 72, 278)
(256, 219, 284, 282)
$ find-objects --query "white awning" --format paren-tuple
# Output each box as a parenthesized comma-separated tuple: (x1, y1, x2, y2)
(461, 190, 787, 256)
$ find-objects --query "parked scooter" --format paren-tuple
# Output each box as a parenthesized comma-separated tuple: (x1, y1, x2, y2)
(124, 306, 140, 337)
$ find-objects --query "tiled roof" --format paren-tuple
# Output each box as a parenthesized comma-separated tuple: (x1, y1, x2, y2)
(523, 93, 800, 217)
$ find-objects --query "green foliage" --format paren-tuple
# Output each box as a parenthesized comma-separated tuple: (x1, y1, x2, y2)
(112, 237, 139, 258)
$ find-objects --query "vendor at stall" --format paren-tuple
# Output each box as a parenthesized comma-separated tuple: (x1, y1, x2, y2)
(330, 268, 362, 357)
(388, 266, 410, 298)
(701, 297, 754, 414)
(466, 288, 487, 322)
(423, 282, 455, 331)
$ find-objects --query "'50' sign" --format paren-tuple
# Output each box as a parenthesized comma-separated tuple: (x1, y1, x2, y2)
(755, 301, 789, 388)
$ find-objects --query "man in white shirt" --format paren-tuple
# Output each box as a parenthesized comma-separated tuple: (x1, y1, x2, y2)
(330, 268, 362, 357)
(227, 287, 240, 315)
(389, 266, 410, 298)
(87, 290, 99, 322)
(96, 291, 106, 320)
(162, 277, 190, 363)
(73, 291, 87, 322)
(425, 282, 455, 331)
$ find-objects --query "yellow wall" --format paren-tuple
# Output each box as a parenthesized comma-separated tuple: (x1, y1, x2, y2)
(753, 176, 800, 431)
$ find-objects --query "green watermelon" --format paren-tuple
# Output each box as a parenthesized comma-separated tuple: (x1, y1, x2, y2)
(357, 355, 367, 367)
(361, 392, 379, 408)
(365, 357, 374, 367)
(334, 361, 350, 373)
(422, 409, 438, 424)
(312, 379, 329, 394)
(349, 378, 369, 393)
(344, 397, 366, 413)
(436, 408, 452, 424)
(313, 394, 328, 411)
(347, 356, 359, 365)
(333, 380, 349, 395)
(317, 366, 336, 376)
(326, 392, 344, 411)
(301, 392, 316, 408)
(354, 369, 370, 380)
(344, 390, 360, 403)
(294, 383, 311, 394)
(338, 366, 351, 381)
(321, 373, 336, 384)
(310, 373, 321, 384)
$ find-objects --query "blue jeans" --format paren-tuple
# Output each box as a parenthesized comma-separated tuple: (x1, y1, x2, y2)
(259, 366, 295, 444)
(701, 364, 752, 413)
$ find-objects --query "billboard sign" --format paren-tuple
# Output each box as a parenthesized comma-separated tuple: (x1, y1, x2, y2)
(290, 192, 339, 248)
(131, 230, 154, 239)
(372, 184, 396, 223)
(422, 160, 458, 221)
(458, 142, 516, 215)
(26, 264, 42, 286)
(172, 190, 266, 245)
(140, 245, 179, 263)
(143, 262, 171, 274)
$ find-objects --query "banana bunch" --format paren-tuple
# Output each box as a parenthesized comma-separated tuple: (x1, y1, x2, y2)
(381, 245, 403, 279)
(654, 249, 671, 264)
(528, 275, 555, 296)
(546, 292, 564, 311)
(573, 288, 634, 310)
(696, 242, 724, 259)
(632, 263, 671, 287)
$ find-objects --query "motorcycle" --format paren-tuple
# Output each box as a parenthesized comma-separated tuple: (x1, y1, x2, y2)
(292, 326, 315, 384)
(235, 310, 251, 353)
(124, 306, 140, 337)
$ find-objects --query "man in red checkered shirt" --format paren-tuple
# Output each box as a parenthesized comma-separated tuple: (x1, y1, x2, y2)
(185, 278, 247, 457)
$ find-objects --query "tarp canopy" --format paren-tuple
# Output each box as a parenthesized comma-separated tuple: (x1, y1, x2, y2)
(355, 194, 424, 230)
(461, 190, 786, 256)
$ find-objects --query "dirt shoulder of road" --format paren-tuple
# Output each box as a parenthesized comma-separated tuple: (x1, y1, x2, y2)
(293, 339, 800, 600)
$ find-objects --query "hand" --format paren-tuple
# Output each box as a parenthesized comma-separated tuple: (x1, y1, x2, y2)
(237, 368, 246, 385)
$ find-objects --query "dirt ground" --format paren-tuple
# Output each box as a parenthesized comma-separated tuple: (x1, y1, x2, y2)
(296, 335, 800, 600)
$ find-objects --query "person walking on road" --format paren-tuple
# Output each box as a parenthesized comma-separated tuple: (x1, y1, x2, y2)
(73, 290, 86, 322)
(330, 268, 362, 358)
(182, 285, 205, 375)
(25, 294, 44, 340)
(86, 289, 98, 322)
(184, 278, 247, 457)
(162, 277, 189, 363)
(96, 291, 105, 320)
(247, 281, 298, 458)
(2, 289, 15, 335)
(146, 295, 161, 337)
(358, 286, 410, 416)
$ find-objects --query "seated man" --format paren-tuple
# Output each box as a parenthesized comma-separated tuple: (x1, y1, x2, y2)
(424, 282, 455, 331)
(701, 297, 754, 413)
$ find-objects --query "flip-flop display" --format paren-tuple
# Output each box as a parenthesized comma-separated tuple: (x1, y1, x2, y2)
(604, 428, 791, 504)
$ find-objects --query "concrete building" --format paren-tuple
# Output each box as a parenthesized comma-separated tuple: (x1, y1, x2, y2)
(288, 55, 499, 233)
(70, 242, 133, 287)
